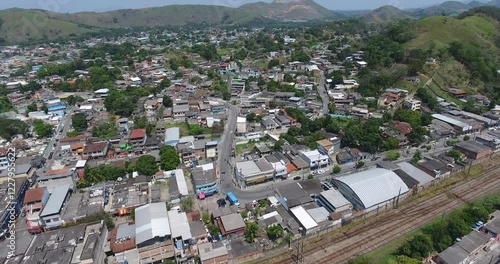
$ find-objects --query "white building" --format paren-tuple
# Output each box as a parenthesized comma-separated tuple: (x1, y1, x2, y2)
(299, 150, 329, 170)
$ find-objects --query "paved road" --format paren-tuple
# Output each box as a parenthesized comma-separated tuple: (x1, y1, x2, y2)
(217, 103, 276, 203)
(318, 71, 330, 115)
(43, 109, 73, 169)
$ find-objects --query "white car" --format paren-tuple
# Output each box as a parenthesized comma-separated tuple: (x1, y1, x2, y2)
(317, 169, 325, 174)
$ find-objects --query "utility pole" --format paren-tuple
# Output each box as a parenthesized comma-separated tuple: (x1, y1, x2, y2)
(291, 241, 304, 264)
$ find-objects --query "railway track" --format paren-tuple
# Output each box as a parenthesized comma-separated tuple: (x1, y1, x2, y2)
(257, 162, 500, 264)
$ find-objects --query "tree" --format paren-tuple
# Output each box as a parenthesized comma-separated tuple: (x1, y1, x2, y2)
(33, 120, 53, 138)
(246, 112, 257, 123)
(11, 138, 29, 150)
(202, 211, 211, 224)
(160, 146, 180, 170)
(66, 95, 84, 106)
(245, 222, 259, 243)
(388, 256, 421, 264)
(206, 223, 220, 238)
(268, 59, 280, 69)
(26, 102, 38, 112)
(84, 165, 126, 184)
(163, 94, 173, 107)
(397, 234, 434, 259)
(463, 135, 470, 141)
(0, 117, 29, 140)
(160, 78, 171, 88)
(383, 137, 400, 150)
(386, 150, 400, 161)
(134, 155, 159, 176)
(180, 197, 194, 212)
(273, 140, 285, 152)
(333, 165, 341, 174)
(411, 150, 422, 166)
(447, 149, 462, 161)
(72, 113, 88, 131)
(348, 255, 374, 264)
(356, 160, 365, 168)
(266, 225, 283, 240)
(66, 131, 79, 137)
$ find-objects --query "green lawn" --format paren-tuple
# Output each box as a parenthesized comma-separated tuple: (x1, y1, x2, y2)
(426, 81, 464, 108)
(367, 230, 423, 264)
(235, 141, 256, 155)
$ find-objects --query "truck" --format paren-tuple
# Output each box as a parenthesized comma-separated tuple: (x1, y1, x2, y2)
(226, 192, 240, 206)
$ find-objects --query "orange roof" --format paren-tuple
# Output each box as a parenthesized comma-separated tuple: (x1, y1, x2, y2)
(60, 135, 87, 143)
(70, 142, 84, 150)
(47, 167, 70, 175)
(130, 129, 146, 139)
(286, 163, 297, 174)
(24, 187, 45, 204)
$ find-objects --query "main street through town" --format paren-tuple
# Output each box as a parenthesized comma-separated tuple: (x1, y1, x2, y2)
(216, 76, 456, 204)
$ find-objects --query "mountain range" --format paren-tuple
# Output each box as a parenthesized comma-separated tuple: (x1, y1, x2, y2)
(0, 0, 499, 43)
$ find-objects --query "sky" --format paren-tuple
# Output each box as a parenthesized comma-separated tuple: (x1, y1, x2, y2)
(0, 0, 478, 13)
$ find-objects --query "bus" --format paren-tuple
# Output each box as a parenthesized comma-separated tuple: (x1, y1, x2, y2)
(226, 192, 239, 206)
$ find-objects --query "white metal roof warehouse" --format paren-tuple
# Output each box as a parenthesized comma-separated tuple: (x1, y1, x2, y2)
(332, 168, 409, 212)
(135, 202, 171, 246)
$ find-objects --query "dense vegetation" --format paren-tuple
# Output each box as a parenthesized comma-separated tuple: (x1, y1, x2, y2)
(0, 118, 29, 140)
(351, 193, 500, 264)
(79, 165, 126, 187)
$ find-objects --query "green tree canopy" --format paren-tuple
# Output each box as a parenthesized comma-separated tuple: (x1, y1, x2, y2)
(160, 146, 180, 170)
(134, 155, 159, 176)
(72, 113, 88, 132)
(33, 120, 53, 138)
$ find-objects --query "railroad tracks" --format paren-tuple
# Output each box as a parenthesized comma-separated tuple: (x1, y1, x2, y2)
(257, 162, 500, 264)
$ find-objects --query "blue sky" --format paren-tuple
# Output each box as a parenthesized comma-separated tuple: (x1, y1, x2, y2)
(0, 0, 479, 13)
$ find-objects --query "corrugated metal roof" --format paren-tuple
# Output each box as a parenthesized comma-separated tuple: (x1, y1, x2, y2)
(397, 162, 434, 185)
(167, 211, 192, 240)
(135, 203, 170, 245)
(290, 206, 318, 230)
(333, 168, 409, 209)
(172, 169, 188, 196)
(40, 184, 70, 217)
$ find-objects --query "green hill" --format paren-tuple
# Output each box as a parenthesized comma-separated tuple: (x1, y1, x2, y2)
(240, 0, 338, 21)
(362, 6, 415, 25)
(49, 5, 270, 28)
(407, 15, 498, 49)
(0, 8, 97, 43)
(416, 1, 471, 17)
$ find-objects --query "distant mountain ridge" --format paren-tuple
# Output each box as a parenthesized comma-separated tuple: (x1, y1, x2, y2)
(0, 0, 499, 43)
(240, 0, 339, 21)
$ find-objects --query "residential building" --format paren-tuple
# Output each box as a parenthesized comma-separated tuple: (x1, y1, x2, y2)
(418, 159, 452, 178)
(39, 184, 71, 230)
(205, 141, 218, 159)
(135, 202, 171, 248)
(483, 210, 500, 241)
(192, 164, 218, 197)
(235, 159, 275, 185)
(129, 129, 147, 147)
(164, 127, 180, 146)
(454, 141, 493, 160)
(82, 142, 109, 159)
(217, 213, 246, 236)
(173, 104, 190, 117)
(261, 116, 278, 131)
(316, 139, 340, 155)
(435, 231, 492, 264)
(198, 242, 229, 264)
(404, 99, 421, 111)
(0, 148, 10, 170)
(299, 150, 329, 170)
(23, 187, 50, 234)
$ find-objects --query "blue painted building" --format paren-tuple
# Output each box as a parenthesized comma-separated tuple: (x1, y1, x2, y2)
(211, 104, 225, 114)
(191, 165, 218, 197)
(47, 102, 67, 117)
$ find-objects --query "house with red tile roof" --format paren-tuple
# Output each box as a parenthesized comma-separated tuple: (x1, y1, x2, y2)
(83, 142, 109, 159)
(23, 187, 49, 234)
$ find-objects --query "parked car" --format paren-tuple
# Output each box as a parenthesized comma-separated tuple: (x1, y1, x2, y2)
(293, 176, 301, 181)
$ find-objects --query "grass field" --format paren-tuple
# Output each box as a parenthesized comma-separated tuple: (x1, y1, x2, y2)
(367, 230, 423, 264)
(408, 15, 498, 50)
(0, 9, 96, 43)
